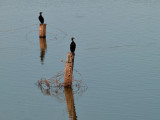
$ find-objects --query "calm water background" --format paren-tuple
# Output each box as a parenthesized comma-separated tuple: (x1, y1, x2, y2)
(0, 0, 160, 119)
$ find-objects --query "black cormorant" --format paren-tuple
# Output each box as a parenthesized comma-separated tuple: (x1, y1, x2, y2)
(70, 37, 76, 53)
(39, 12, 44, 24)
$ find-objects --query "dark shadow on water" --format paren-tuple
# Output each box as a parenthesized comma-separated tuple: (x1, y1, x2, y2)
(39, 37, 47, 64)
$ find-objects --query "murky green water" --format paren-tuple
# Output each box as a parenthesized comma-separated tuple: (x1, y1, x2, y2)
(0, 0, 160, 120)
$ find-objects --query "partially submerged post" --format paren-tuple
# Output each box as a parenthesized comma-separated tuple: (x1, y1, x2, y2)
(39, 37, 47, 50)
(39, 24, 46, 38)
(64, 52, 75, 87)
(39, 37, 47, 64)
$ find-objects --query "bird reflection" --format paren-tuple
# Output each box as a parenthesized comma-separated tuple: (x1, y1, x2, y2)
(39, 37, 47, 64)
(64, 87, 77, 120)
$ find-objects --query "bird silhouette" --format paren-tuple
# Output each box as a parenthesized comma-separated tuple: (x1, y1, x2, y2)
(70, 37, 76, 53)
(39, 12, 44, 24)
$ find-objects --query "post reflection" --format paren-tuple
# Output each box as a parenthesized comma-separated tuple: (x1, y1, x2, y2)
(39, 37, 47, 64)
(37, 84, 78, 120)
(37, 70, 87, 120)
(64, 87, 77, 120)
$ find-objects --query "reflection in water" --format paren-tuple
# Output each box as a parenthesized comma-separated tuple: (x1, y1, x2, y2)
(37, 70, 87, 120)
(39, 37, 47, 64)
(64, 87, 77, 120)
(38, 84, 78, 119)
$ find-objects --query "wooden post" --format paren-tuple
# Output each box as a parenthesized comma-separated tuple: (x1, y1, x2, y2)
(64, 87, 77, 120)
(39, 37, 47, 50)
(39, 38, 47, 64)
(39, 24, 46, 38)
(64, 52, 75, 87)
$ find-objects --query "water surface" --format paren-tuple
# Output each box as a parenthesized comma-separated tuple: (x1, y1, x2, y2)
(0, 0, 160, 120)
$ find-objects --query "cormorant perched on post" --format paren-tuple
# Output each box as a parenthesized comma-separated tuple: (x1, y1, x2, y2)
(39, 12, 44, 24)
(70, 37, 76, 53)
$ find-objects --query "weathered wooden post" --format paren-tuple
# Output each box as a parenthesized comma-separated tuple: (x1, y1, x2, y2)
(39, 24, 46, 38)
(64, 87, 77, 120)
(39, 38, 47, 64)
(39, 37, 47, 50)
(64, 52, 75, 87)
